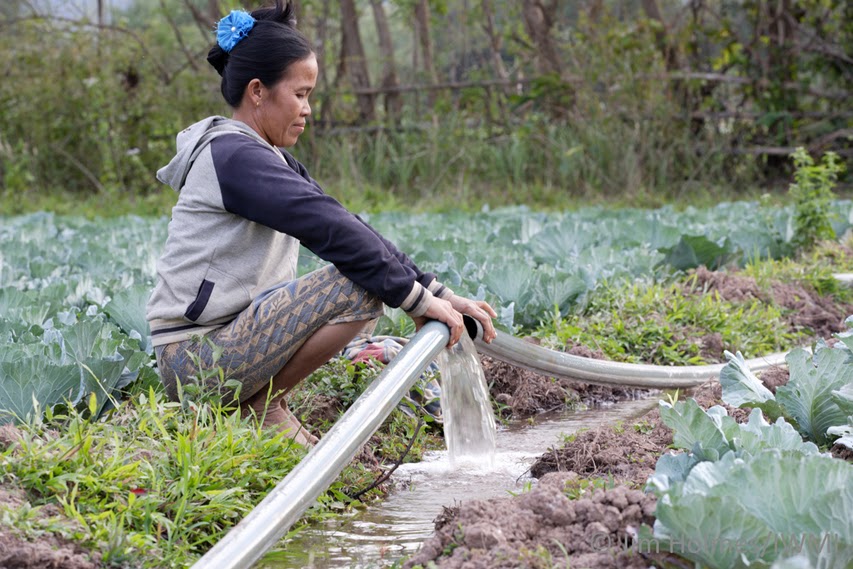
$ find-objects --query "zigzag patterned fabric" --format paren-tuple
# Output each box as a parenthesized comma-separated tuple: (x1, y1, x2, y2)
(155, 264, 384, 403)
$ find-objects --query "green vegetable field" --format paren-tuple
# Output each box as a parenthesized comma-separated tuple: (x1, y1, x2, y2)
(1, 199, 852, 568)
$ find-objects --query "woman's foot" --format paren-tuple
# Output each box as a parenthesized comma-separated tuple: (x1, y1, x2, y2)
(280, 400, 319, 446)
(240, 394, 317, 446)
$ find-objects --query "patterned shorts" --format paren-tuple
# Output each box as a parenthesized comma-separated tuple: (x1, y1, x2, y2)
(155, 264, 384, 403)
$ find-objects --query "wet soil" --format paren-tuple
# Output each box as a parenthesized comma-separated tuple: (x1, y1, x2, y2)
(403, 475, 659, 569)
(403, 364, 807, 568)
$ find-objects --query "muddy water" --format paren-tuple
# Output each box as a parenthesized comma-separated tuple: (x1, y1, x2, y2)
(264, 395, 658, 569)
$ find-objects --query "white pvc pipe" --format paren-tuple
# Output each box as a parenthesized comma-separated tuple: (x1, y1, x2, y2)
(191, 320, 450, 569)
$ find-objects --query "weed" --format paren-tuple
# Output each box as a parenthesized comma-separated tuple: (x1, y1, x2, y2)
(0, 383, 400, 567)
(788, 148, 845, 252)
(535, 276, 803, 365)
(562, 476, 616, 500)
(561, 428, 588, 445)
(663, 390, 681, 406)
(507, 480, 535, 497)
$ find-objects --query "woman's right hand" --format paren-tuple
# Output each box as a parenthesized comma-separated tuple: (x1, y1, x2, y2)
(411, 296, 465, 347)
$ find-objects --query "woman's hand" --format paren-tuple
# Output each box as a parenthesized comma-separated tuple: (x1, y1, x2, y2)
(411, 297, 465, 347)
(448, 295, 498, 343)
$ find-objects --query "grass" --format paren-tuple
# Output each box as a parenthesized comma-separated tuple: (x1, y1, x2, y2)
(0, 363, 442, 568)
(743, 236, 853, 304)
(1, 178, 782, 220)
(533, 239, 853, 364)
(534, 279, 803, 365)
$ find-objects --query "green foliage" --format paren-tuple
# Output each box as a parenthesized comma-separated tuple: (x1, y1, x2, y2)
(1, 0, 850, 208)
(789, 148, 846, 251)
(721, 344, 853, 447)
(648, 450, 853, 569)
(650, 331, 853, 569)
(0, 316, 148, 425)
(0, 389, 329, 567)
(658, 235, 740, 272)
(0, 16, 219, 200)
(536, 278, 801, 365)
(648, 317, 853, 566)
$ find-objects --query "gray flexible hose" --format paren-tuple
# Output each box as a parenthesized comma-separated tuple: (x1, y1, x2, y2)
(463, 317, 788, 389)
(833, 273, 853, 286)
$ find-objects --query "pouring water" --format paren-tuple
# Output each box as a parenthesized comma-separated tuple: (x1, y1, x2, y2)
(436, 334, 497, 466)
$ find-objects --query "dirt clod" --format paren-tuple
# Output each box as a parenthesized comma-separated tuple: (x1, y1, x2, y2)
(0, 488, 101, 569)
(403, 480, 658, 569)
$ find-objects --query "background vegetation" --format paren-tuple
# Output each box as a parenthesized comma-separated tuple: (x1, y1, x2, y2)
(0, 0, 850, 214)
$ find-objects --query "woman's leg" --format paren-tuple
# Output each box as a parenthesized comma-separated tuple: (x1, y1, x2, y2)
(157, 265, 385, 442)
(240, 319, 369, 441)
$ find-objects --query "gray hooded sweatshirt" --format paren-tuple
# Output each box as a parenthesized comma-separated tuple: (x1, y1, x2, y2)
(146, 117, 451, 347)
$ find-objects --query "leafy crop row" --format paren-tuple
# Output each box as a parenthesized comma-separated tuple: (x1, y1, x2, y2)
(1, 200, 852, 423)
(647, 325, 853, 568)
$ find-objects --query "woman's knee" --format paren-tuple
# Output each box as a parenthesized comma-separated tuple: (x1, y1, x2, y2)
(320, 265, 385, 320)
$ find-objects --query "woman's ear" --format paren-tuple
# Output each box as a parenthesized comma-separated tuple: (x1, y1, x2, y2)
(246, 78, 264, 106)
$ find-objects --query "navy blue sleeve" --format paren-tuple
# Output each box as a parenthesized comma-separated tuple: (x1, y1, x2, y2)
(277, 149, 438, 290)
(210, 135, 424, 309)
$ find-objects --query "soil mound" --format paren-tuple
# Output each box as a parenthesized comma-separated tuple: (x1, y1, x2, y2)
(528, 410, 672, 487)
(685, 266, 853, 339)
(527, 378, 785, 486)
(0, 488, 101, 569)
(403, 473, 657, 569)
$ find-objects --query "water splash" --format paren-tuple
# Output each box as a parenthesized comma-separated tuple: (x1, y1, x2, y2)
(436, 334, 497, 466)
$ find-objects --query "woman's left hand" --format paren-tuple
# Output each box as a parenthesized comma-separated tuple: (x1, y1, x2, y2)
(448, 295, 498, 343)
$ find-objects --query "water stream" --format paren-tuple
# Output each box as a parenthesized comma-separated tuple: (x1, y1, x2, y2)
(435, 334, 498, 465)
(264, 394, 657, 569)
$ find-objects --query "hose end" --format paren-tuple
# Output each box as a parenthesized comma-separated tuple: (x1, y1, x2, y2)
(463, 314, 481, 341)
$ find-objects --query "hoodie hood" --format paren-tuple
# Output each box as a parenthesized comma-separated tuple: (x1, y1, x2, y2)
(156, 116, 268, 192)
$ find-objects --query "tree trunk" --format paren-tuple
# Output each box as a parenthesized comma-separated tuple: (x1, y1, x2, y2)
(414, 0, 438, 105)
(521, 0, 561, 75)
(481, 0, 509, 86)
(640, 0, 681, 71)
(369, 0, 402, 120)
(339, 0, 375, 122)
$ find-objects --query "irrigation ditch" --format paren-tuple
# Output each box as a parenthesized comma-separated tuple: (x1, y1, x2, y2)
(272, 267, 853, 569)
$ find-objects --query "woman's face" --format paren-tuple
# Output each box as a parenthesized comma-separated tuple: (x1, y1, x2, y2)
(257, 54, 318, 148)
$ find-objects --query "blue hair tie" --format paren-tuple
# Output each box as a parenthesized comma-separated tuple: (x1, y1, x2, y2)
(217, 10, 255, 53)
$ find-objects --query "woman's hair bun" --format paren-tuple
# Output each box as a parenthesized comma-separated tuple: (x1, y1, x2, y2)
(251, 0, 297, 27)
(207, 45, 228, 76)
(206, 0, 312, 107)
